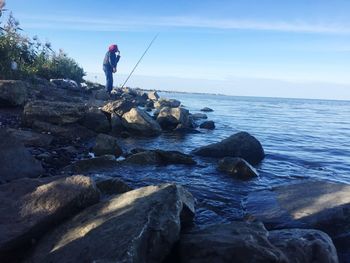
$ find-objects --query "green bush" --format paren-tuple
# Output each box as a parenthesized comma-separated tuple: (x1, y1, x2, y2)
(0, 7, 85, 83)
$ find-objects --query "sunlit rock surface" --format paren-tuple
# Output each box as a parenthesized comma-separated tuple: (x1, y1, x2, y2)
(27, 184, 195, 263)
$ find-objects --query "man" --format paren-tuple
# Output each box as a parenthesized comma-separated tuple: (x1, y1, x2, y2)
(103, 44, 120, 94)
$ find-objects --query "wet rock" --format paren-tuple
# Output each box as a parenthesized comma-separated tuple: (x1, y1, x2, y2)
(200, 107, 214, 112)
(0, 175, 100, 262)
(154, 98, 181, 108)
(0, 80, 28, 107)
(179, 222, 287, 263)
(6, 128, 53, 147)
(156, 107, 192, 130)
(124, 150, 196, 165)
(0, 129, 43, 182)
(199, 120, 215, 130)
(28, 184, 195, 263)
(79, 107, 110, 133)
(148, 90, 159, 101)
(95, 176, 133, 196)
(63, 155, 117, 174)
(92, 133, 122, 157)
(244, 180, 350, 262)
(122, 107, 162, 137)
(102, 98, 134, 116)
(50, 79, 80, 91)
(23, 100, 87, 126)
(191, 113, 208, 120)
(217, 157, 258, 180)
(269, 229, 338, 263)
(193, 131, 265, 165)
(32, 121, 95, 140)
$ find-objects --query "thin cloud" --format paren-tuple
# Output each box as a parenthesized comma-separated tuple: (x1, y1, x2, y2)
(18, 14, 350, 34)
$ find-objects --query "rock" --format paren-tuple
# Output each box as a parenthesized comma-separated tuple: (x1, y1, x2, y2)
(63, 155, 117, 174)
(94, 176, 133, 196)
(244, 180, 350, 262)
(79, 107, 110, 133)
(148, 90, 159, 101)
(6, 128, 53, 147)
(92, 133, 122, 157)
(50, 79, 80, 91)
(200, 107, 214, 112)
(156, 107, 192, 130)
(32, 121, 95, 140)
(0, 80, 28, 107)
(101, 98, 134, 116)
(23, 100, 87, 126)
(110, 113, 124, 134)
(124, 150, 196, 165)
(199, 120, 215, 130)
(191, 113, 208, 120)
(122, 107, 162, 136)
(269, 229, 338, 263)
(93, 89, 110, 100)
(217, 157, 258, 180)
(28, 184, 195, 263)
(179, 221, 287, 263)
(0, 129, 43, 182)
(0, 175, 100, 262)
(193, 131, 265, 165)
(154, 98, 181, 108)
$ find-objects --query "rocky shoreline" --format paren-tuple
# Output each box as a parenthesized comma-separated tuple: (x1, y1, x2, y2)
(0, 79, 349, 262)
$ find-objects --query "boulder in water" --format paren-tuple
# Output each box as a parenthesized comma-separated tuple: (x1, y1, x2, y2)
(92, 133, 122, 157)
(28, 184, 195, 263)
(199, 120, 215, 130)
(154, 98, 181, 108)
(217, 157, 258, 180)
(63, 155, 117, 174)
(192, 131, 265, 165)
(191, 113, 208, 120)
(200, 107, 214, 112)
(122, 107, 162, 136)
(156, 107, 193, 130)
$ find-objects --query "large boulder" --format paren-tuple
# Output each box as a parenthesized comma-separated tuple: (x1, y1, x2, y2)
(148, 90, 159, 101)
(23, 100, 87, 126)
(124, 149, 196, 165)
(179, 222, 287, 263)
(6, 128, 53, 147)
(244, 180, 350, 262)
(122, 107, 162, 136)
(154, 98, 181, 108)
(94, 176, 133, 196)
(79, 107, 110, 133)
(191, 113, 208, 120)
(217, 157, 259, 180)
(101, 98, 134, 116)
(110, 113, 124, 134)
(179, 222, 338, 263)
(269, 229, 338, 263)
(0, 129, 43, 182)
(0, 175, 100, 262)
(193, 131, 265, 165)
(199, 120, 215, 130)
(28, 184, 195, 263)
(92, 133, 122, 157)
(31, 121, 95, 140)
(0, 80, 28, 107)
(156, 107, 193, 130)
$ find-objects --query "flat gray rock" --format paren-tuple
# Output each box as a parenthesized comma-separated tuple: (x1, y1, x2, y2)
(27, 184, 195, 263)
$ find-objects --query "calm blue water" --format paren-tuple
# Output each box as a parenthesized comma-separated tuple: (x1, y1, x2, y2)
(102, 93, 350, 226)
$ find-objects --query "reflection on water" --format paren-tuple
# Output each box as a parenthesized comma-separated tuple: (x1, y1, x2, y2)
(102, 93, 350, 226)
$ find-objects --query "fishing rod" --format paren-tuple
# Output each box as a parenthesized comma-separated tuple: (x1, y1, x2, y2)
(121, 33, 159, 88)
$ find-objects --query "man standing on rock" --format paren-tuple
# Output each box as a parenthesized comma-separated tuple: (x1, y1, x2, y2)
(103, 44, 120, 94)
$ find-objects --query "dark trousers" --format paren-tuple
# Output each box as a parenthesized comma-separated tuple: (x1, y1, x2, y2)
(103, 65, 113, 93)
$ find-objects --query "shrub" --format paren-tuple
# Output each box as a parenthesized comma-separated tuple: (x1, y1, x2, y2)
(0, 5, 85, 82)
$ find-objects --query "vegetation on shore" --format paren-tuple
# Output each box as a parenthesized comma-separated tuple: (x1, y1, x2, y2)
(0, 1, 85, 83)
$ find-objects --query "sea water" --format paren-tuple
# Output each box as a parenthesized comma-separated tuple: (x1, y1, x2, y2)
(103, 92, 350, 225)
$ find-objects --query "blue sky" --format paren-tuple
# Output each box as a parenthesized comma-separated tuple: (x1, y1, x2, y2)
(3, 0, 350, 99)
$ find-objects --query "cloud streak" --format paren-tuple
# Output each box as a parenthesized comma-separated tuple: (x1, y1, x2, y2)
(18, 14, 350, 34)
